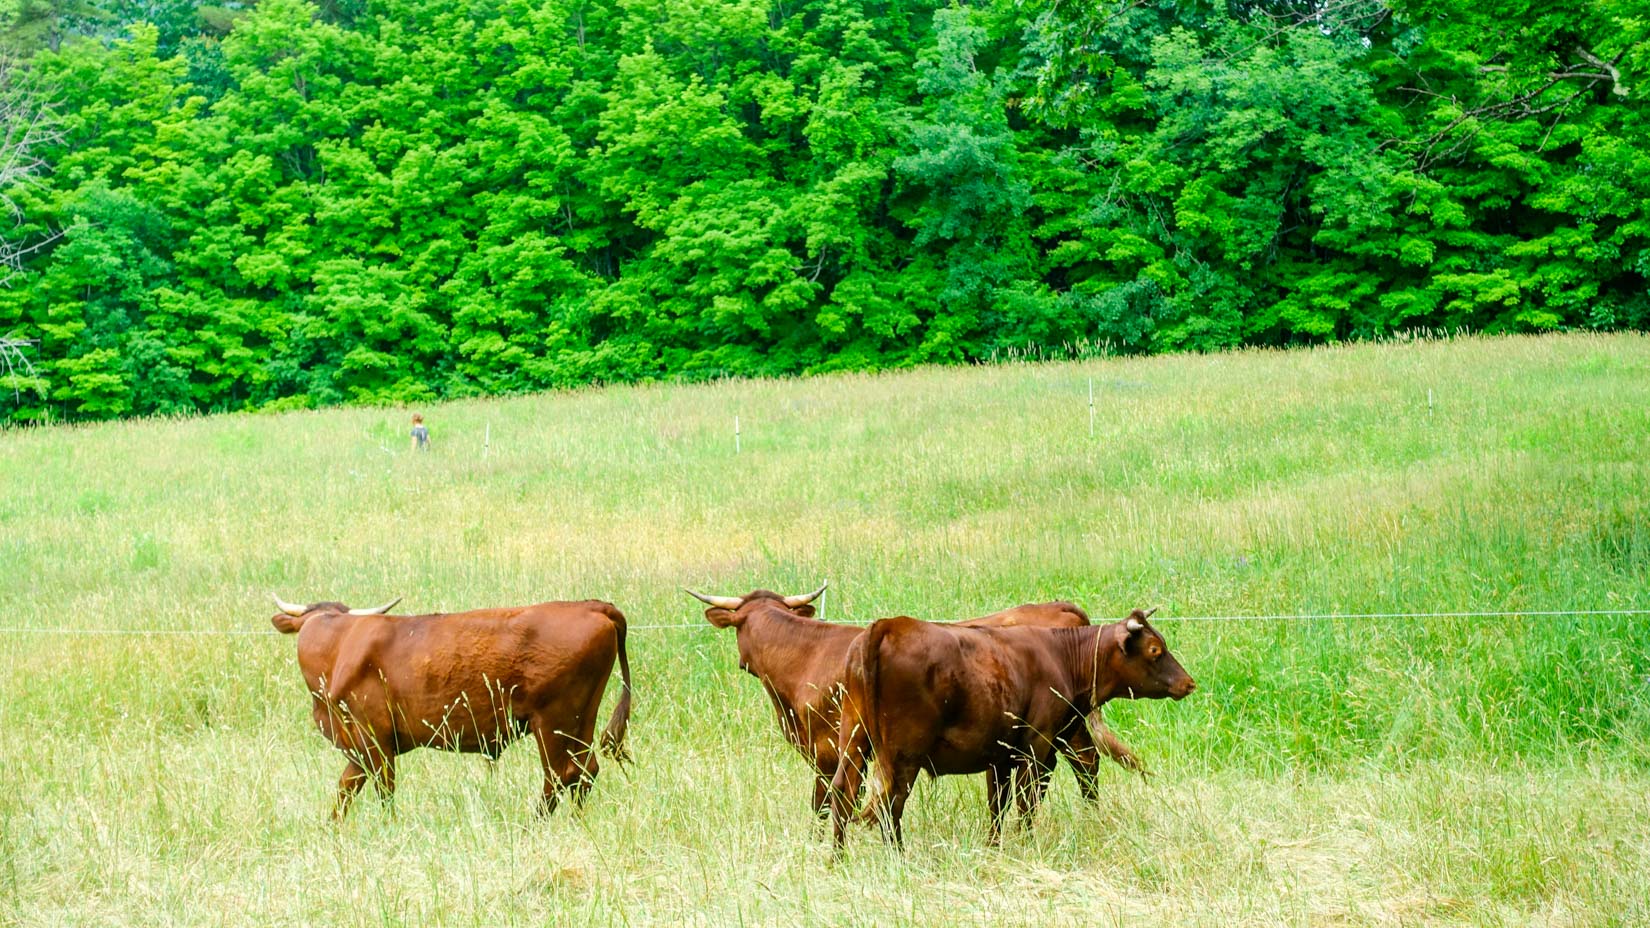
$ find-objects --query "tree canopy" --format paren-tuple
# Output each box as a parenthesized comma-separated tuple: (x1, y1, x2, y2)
(0, 0, 1644, 421)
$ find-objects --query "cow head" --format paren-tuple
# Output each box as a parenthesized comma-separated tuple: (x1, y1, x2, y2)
(1106, 607, 1196, 700)
(269, 593, 402, 633)
(682, 583, 828, 628)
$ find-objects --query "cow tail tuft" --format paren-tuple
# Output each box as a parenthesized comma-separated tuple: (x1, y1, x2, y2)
(599, 604, 632, 762)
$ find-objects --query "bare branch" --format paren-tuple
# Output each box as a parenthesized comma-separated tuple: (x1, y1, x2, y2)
(1215, 0, 1390, 64)
(1407, 53, 1621, 169)
(0, 335, 46, 402)
(0, 53, 62, 283)
(1572, 46, 1627, 96)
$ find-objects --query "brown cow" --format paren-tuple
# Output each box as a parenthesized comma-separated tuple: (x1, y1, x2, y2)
(830, 608, 1194, 848)
(683, 584, 1144, 820)
(269, 594, 632, 819)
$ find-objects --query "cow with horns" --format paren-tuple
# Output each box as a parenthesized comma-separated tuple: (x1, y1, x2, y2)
(269, 594, 632, 819)
(683, 584, 1146, 820)
(830, 608, 1195, 848)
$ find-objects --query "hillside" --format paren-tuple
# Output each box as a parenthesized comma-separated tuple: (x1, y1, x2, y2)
(1, 333, 1648, 926)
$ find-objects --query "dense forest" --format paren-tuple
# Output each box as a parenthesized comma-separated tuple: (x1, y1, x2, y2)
(0, 0, 1643, 421)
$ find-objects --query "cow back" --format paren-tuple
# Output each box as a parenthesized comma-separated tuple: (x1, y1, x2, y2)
(849, 619, 1085, 777)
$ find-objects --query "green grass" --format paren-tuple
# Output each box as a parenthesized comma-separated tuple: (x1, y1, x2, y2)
(2, 332, 1648, 926)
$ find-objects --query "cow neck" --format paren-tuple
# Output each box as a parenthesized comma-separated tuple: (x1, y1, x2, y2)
(737, 602, 832, 686)
(1070, 623, 1121, 710)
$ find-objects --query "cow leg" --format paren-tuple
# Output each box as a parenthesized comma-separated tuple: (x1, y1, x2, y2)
(1057, 713, 1145, 803)
(335, 742, 396, 820)
(828, 718, 871, 849)
(812, 773, 832, 822)
(566, 746, 598, 808)
(985, 763, 1012, 845)
(807, 716, 841, 823)
(857, 760, 917, 849)
(880, 766, 917, 849)
(370, 752, 397, 808)
(563, 686, 610, 809)
(1094, 714, 1147, 776)
(333, 759, 369, 821)
(1014, 752, 1056, 829)
(531, 722, 598, 816)
(1059, 721, 1103, 803)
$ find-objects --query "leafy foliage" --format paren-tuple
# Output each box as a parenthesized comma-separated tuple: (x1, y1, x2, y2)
(0, 0, 1645, 420)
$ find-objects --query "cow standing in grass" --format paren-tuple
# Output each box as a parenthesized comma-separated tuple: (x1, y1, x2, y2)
(830, 608, 1194, 848)
(270, 594, 632, 819)
(684, 584, 1145, 820)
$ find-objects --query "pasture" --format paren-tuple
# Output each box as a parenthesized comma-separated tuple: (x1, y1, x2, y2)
(2, 332, 1648, 927)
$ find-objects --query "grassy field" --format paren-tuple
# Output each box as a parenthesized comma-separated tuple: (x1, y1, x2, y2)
(2, 332, 1648, 927)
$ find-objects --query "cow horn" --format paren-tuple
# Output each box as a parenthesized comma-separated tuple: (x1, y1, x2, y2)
(348, 597, 402, 616)
(1125, 617, 1144, 632)
(782, 581, 829, 608)
(684, 588, 743, 610)
(1141, 606, 1159, 620)
(270, 593, 307, 617)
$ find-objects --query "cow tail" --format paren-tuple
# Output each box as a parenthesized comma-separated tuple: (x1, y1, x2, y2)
(861, 620, 887, 753)
(852, 620, 894, 827)
(599, 604, 633, 762)
(271, 613, 306, 634)
(850, 619, 890, 785)
(829, 622, 883, 844)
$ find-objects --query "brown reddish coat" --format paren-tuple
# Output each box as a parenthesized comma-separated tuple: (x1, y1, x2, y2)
(685, 586, 1143, 818)
(830, 609, 1194, 848)
(270, 595, 632, 819)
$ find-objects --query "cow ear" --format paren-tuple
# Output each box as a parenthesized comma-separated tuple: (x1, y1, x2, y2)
(1119, 616, 1145, 654)
(704, 607, 741, 629)
(791, 604, 817, 618)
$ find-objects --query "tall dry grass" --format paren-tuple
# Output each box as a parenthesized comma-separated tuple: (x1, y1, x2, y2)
(1, 332, 1647, 926)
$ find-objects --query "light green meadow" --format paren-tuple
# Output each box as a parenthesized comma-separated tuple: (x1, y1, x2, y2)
(2, 332, 1648, 927)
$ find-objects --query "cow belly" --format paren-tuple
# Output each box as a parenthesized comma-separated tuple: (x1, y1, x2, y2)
(923, 735, 1014, 776)
(309, 671, 533, 755)
(923, 750, 992, 777)
(387, 680, 546, 752)
(922, 709, 1041, 775)
(400, 691, 524, 751)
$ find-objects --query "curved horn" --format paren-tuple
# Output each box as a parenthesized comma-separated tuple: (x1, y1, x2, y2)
(348, 597, 402, 616)
(1141, 606, 1159, 620)
(1125, 617, 1144, 632)
(684, 588, 742, 610)
(782, 580, 829, 608)
(270, 593, 307, 617)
